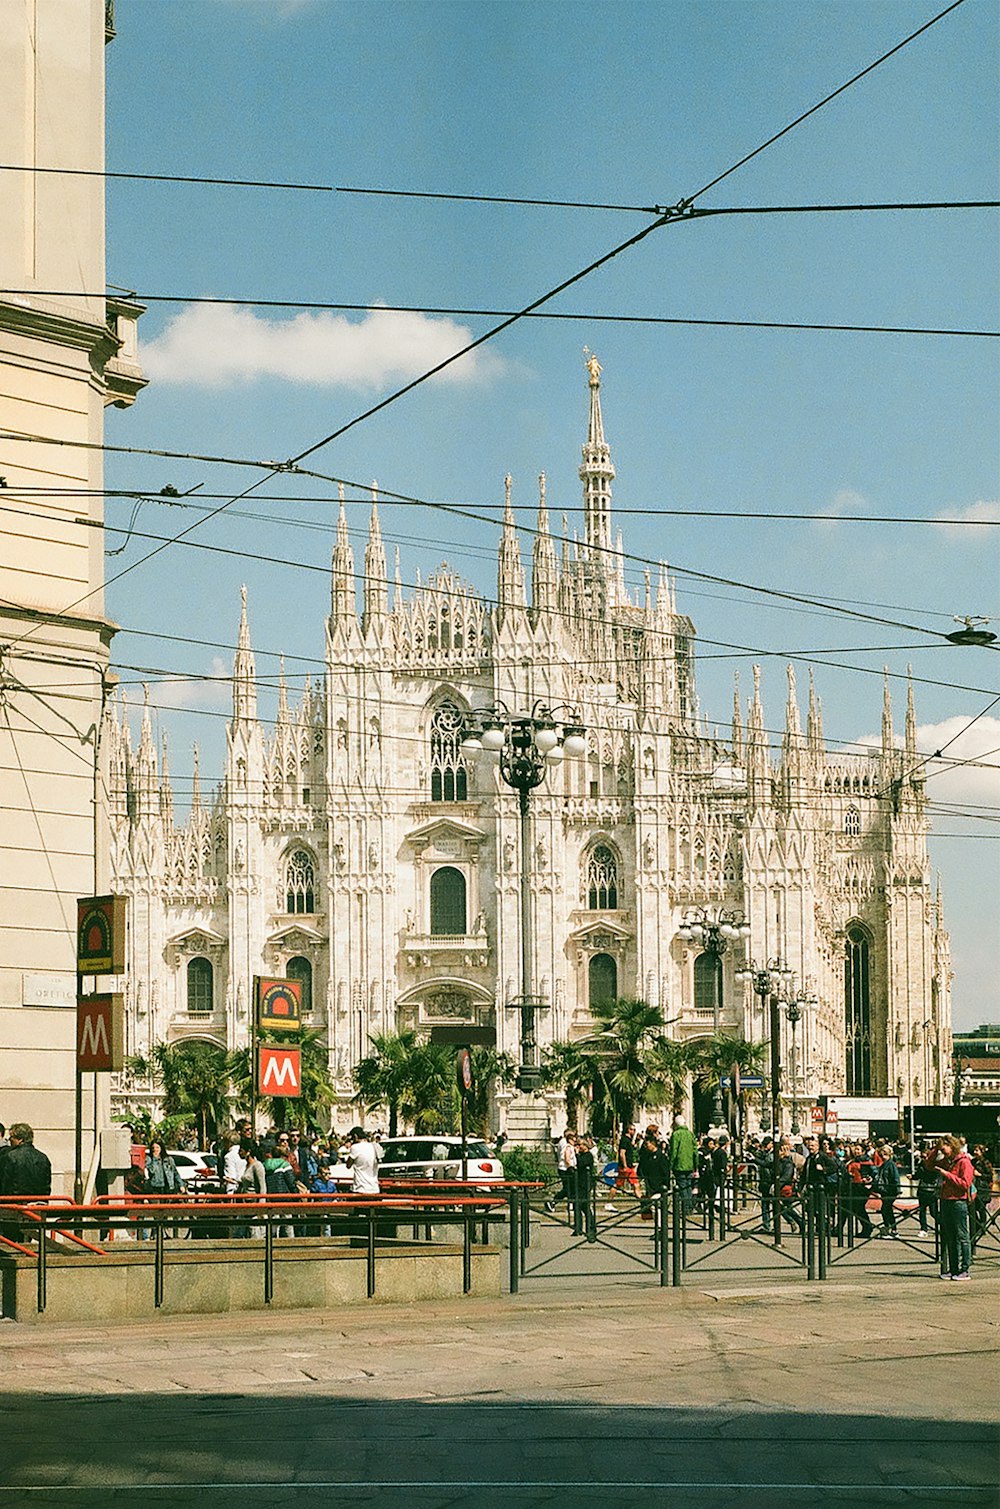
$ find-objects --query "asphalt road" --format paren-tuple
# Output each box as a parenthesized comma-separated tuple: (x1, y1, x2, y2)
(1, 1264, 998, 1508)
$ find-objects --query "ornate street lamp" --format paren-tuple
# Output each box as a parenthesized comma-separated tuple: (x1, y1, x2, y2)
(677, 906, 750, 1121)
(783, 990, 815, 1135)
(460, 702, 586, 1092)
(734, 957, 795, 1136)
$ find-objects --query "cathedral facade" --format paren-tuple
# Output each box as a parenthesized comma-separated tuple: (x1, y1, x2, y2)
(107, 365, 953, 1133)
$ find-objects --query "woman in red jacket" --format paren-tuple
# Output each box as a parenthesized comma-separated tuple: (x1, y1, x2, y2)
(936, 1134, 975, 1281)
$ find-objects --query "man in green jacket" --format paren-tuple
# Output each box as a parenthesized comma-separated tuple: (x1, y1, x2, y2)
(669, 1117, 698, 1215)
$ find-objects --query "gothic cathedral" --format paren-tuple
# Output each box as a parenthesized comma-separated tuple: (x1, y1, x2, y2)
(107, 363, 952, 1132)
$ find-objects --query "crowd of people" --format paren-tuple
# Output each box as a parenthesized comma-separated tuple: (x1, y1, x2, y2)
(544, 1121, 993, 1282)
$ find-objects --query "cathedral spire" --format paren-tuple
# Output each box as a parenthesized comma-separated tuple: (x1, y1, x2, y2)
(277, 654, 289, 724)
(881, 668, 895, 761)
(393, 545, 403, 609)
(191, 743, 202, 813)
(578, 350, 615, 569)
(363, 481, 388, 632)
(905, 666, 918, 763)
(531, 471, 558, 619)
(747, 664, 770, 806)
(331, 482, 356, 625)
(497, 472, 526, 621)
(233, 584, 257, 724)
(159, 732, 173, 827)
(135, 683, 158, 821)
(731, 671, 743, 766)
(807, 669, 825, 763)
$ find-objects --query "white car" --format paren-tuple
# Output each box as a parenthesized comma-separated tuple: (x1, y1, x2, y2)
(377, 1136, 504, 1186)
(167, 1150, 219, 1188)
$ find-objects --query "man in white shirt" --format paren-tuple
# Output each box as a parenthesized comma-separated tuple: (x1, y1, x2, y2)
(346, 1126, 382, 1195)
(545, 1131, 577, 1215)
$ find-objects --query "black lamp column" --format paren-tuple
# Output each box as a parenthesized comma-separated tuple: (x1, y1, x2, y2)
(461, 703, 586, 1094)
(677, 906, 750, 1123)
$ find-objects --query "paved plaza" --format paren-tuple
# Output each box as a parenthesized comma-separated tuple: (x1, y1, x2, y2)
(1, 1210, 997, 1508)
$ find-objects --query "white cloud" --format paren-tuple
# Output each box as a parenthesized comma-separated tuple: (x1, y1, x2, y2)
(814, 488, 870, 532)
(142, 302, 507, 390)
(849, 714, 1000, 809)
(152, 658, 232, 712)
(932, 499, 1000, 537)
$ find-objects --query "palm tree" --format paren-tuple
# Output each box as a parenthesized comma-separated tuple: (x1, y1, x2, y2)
(466, 1047, 517, 1138)
(691, 1032, 768, 1117)
(353, 1030, 423, 1136)
(541, 1040, 597, 1127)
(545, 998, 694, 1136)
(128, 1039, 230, 1147)
(228, 1027, 336, 1132)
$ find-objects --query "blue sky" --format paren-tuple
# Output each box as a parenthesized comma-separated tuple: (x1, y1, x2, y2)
(102, 0, 998, 1027)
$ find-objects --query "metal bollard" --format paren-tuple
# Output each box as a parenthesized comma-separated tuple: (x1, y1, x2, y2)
(264, 1212, 274, 1304)
(366, 1208, 376, 1298)
(36, 1213, 47, 1314)
(463, 1206, 472, 1294)
(672, 1186, 683, 1286)
(817, 1187, 828, 1280)
(154, 1217, 165, 1308)
(659, 1194, 669, 1287)
(805, 1187, 816, 1279)
(508, 1191, 520, 1294)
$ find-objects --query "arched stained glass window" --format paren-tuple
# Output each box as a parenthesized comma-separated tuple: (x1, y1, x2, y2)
(845, 923, 872, 1094)
(844, 806, 861, 836)
(430, 702, 468, 802)
(287, 955, 312, 1015)
(430, 866, 466, 935)
(589, 952, 617, 1007)
(586, 844, 619, 910)
(286, 849, 316, 913)
(187, 957, 213, 1015)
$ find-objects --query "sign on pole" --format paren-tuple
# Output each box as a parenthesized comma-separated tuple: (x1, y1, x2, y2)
(255, 976, 302, 1033)
(77, 895, 126, 975)
(258, 1045, 301, 1097)
(76, 994, 124, 1071)
(456, 1047, 473, 1096)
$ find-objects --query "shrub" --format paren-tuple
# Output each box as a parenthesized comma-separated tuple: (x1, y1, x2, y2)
(498, 1145, 553, 1184)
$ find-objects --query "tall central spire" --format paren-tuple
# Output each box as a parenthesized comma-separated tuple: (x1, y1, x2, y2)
(578, 350, 615, 567)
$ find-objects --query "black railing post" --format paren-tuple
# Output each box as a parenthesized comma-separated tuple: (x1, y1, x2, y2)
(36, 1212, 47, 1314)
(672, 1184, 683, 1286)
(718, 1171, 728, 1241)
(817, 1187, 828, 1280)
(463, 1206, 472, 1294)
(806, 1187, 816, 1279)
(366, 1208, 376, 1298)
(154, 1217, 165, 1308)
(522, 1187, 531, 1247)
(508, 1191, 520, 1294)
(264, 1210, 274, 1305)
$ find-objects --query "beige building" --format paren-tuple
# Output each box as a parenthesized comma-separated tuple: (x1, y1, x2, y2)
(0, 0, 144, 1187)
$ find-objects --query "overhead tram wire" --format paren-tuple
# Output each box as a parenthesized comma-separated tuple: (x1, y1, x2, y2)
(4, 289, 994, 341)
(3, 0, 975, 650)
(7, 490, 1000, 532)
(3, 430, 995, 649)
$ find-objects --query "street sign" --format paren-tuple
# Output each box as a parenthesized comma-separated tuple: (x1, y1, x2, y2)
(76, 994, 124, 1071)
(255, 976, 302, 1033)
(456, 1047, 473, 1095)
(77, 895, 126, 975)
(258, 1045, 301, 1097)
(721, 1074, 764, 1088)
(429, 1026, 496, 1047)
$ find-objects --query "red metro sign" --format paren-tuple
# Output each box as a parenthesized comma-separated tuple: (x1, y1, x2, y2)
(258, 1045, 301, 1098)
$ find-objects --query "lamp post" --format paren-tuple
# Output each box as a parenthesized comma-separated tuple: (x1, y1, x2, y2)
(460, 702, 585, 1093)
(677, 906, 750, 1122)
(734, 957, 795, 1136)
(783, 991, 814, 1135)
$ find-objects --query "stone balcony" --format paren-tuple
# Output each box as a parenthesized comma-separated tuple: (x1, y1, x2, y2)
(401, 930, 490, 970)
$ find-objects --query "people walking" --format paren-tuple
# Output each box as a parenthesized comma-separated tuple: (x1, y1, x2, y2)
(914, 1143, 940, 1236)
(873, 1144, 901, 1238)
(669, 1117, 698, 1217)
(346, 1127, 382, 1196)
(545, 1131, 577, 1216)
(615, 1125, 641, 1199)
(936, 1135, 975, 1280)
(0, 1123, 52, 1246)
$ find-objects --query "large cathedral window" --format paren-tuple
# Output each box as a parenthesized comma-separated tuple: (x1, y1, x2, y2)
(187, 957, 213, 1015)
(589, 952, 617, 1007)
(430, 866, 467, 935)
(844, 806, 861, 836)
(844, 923, 872, 1094)
(430, 702, 468, 802)
(285, 849, 316, 913)
(586, 844, 619, 910)
(287, 956, 312, 1015)
(694, 952, 722, 1014)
